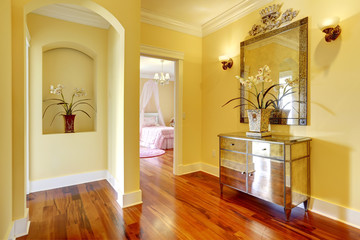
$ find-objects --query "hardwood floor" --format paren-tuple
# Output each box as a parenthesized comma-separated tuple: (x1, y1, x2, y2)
(21, 149, 360, 239)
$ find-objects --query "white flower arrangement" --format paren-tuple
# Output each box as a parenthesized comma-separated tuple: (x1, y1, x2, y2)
(43, 84, 95, 125)
(223, 65, 298, 110)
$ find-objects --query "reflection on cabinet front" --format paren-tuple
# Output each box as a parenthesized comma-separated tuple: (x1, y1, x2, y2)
(218, 132, 311, 220)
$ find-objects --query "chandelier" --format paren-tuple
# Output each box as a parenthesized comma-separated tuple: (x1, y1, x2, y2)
(154, 59, 170, 85)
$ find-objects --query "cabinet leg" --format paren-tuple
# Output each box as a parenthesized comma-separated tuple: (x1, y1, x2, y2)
(284, 208, 291, 221)
(220, 183, 223, 198)
(303, 199, 309, 212)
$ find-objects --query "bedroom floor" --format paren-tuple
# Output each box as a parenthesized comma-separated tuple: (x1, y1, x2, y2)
(20, 150, 360, 239)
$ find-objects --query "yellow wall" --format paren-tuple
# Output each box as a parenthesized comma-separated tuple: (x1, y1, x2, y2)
(11, 0, 140, 221)
(141, 23, 202, 165)
(140, 78, 175, 125)
(202, 0, 360, 212)
(0, 0, 13, 238)
(107, 25, 124, 191)
(5, 0, 358, 234)
(27, 13, 108, 181)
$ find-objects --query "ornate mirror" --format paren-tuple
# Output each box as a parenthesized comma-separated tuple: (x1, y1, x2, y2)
(240, 17, 308, 125)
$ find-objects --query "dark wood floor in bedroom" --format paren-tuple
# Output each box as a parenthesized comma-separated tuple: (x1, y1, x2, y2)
(19, 149, 360, 239)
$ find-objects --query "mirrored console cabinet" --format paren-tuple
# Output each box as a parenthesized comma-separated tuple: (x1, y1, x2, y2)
(218, 132, 311, 220)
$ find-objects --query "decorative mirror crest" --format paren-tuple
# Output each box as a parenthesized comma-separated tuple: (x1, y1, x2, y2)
(249, 3, 299, 36)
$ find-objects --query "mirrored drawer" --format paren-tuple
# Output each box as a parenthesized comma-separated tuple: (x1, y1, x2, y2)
(248, 141, 284, 160)
(220, 137, 246, 152)
(220, 150, 246, 172)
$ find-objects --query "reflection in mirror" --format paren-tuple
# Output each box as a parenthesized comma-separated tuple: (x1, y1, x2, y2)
(240, 17, 308, 125)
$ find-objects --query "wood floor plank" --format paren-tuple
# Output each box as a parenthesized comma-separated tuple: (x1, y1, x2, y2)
(20, 149, 360, 240)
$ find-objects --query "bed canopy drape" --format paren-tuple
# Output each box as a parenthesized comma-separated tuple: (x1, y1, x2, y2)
(139, 79, 165, 130)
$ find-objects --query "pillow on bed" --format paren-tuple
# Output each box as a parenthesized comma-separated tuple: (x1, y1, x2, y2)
(143, 116, 157, 127)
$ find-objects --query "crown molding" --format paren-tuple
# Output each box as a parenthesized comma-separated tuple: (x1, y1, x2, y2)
(140, 44, 184, 60)
(202, 0, 273, 36)
(141, 8, 202, 37)
(32, 4, 110, 29)
(141, 0, 272, 37)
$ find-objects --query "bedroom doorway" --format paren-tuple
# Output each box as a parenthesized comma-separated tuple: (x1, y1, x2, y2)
(139, 45, 184, 175)
(139, 55, 176, 171)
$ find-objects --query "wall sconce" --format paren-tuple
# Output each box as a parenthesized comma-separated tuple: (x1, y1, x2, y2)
(219, 56, 233, 70)
(319, 17, 342, 42)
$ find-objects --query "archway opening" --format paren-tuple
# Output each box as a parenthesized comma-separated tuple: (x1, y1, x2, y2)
(24, 0, 129, 207)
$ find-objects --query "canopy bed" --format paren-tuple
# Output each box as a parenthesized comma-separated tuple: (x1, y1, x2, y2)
(139, 80, 174, 150)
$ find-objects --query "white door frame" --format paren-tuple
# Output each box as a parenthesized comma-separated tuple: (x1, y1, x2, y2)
(25, 37, 30, 194)
(140, 44, 184, 175)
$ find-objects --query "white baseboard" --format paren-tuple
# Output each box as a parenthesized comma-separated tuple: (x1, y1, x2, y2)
(29, 170, 143, 209)
(106, 172, 121, 193)
(309, 198, 360, 229)
(117, 190, 143, 208)
(8, 208, 30, 240)
(200, 163, 219, 177)
(106, 172, 143, 208)
(30, 170, 108, 193)
(177, 162, 218, 177)
(178, 162, 202, 175)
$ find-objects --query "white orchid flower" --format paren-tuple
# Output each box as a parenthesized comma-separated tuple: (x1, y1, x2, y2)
(263, 65, 270, 72)
(53, 88, 62, 95)
(236, 75, 247, 86)
(74, 88, 87, 97)
(285, 78, 298, 87)
(50, 84, 63, 95)
(50, 85, 55, 94)
(255, 74, 264, 83)
(264, 76, 272, 83)
(273, 84, 285, 92)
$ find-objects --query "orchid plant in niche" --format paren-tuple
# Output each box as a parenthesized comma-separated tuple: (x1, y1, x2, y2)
(43, 84, 95, 133)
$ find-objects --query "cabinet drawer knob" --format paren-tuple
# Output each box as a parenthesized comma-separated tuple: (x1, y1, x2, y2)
(231, 143, 235, 146)
(262, 148, 267, 151)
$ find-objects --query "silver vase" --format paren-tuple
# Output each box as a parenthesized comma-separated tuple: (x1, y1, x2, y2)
(247, 109, 272, 137)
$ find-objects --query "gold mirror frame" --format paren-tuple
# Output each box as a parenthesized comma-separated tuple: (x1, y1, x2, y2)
(240, 17, 308, 125)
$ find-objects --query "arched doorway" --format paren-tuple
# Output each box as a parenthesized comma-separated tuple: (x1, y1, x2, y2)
(11, 1, 141, 233)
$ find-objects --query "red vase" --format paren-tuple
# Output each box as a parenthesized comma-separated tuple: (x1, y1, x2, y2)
(63, 115, 76, 133)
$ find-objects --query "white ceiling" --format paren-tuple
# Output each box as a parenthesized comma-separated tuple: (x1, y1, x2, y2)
(140, 56, 175, 80)
(141, 0, 244, 26)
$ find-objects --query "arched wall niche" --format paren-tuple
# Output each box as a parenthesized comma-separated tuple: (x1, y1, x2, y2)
(42, 44, 96, 134)
(43, 42, 97, 58)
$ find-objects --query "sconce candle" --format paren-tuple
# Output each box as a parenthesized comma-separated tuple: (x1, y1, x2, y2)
(319, 17, 342, 42)
(218, 56, 233, 70)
